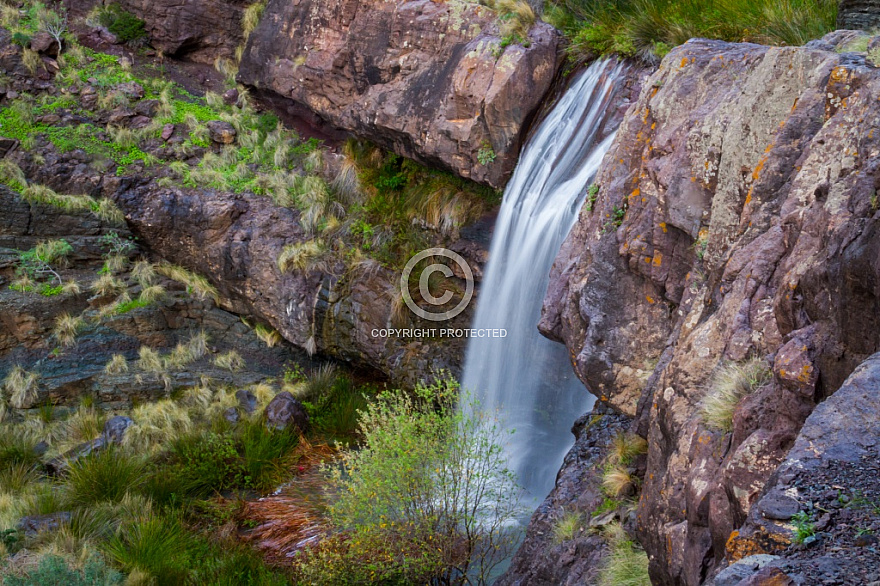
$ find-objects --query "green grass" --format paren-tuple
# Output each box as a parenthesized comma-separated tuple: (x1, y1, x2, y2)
(552, 510, 585, 544)
(545, 0, 838, 63)
(700, 357, 771, 432)
(597, 523, 651, 586)
(63, 448, 146, 507)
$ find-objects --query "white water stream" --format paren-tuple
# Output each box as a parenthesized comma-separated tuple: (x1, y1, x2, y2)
(462, 59, 625, 503)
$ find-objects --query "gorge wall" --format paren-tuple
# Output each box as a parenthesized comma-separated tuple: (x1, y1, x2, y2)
(533, 31, 880, 585)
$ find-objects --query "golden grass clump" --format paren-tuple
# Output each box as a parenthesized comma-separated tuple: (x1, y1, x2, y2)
(602, 464, 636, 498)
(700, 357, 772, 432)
(608, 432, 648, 466)
(166, 331, 208, 369)
(254, 323, 282, 348)
(91, 273, 126, 297)
(138, 284, 166, 304)
(0, 159, 27, 191)
(242, 0, 266, 38)
(123, 399, 193, 453)
(277, 239, 329, 273)
(213, 350, 245, 372)
(155, 263, 219, 303)
(105, 354, 129, 375)
(53, 313, 85, 347)
(3, 366, 40, 410)
(131, 260, 156, 287)
(61, 280, 82, 295)
(136, 346, 165, 374)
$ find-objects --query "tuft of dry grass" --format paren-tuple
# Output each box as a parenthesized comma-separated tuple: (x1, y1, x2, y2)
(213, 350, 245, 372)
(131, 260, 156, 287)
(700, 357, 771, 432)
(608, 433, 647, 466)
(254, 324, 282, 348)
(602, 464, 636, 498)
(91, 273, 125, 297)
(166, 331, 208, 369)
(277, 239, 329, 274)
(61, 280, 81, 295)
(155, 263, 219, 303)
(105, 354, 129, 375)
(597, 522, 650, 586)
(242, 0, 266, 38)
(123, 399, 193, 453)
(136, 346, 165, 374)
(138, 284, 166, 304)
(3, 366, 40, 410)
(53, 313, 85, 347)
(552, 509, 585, 544)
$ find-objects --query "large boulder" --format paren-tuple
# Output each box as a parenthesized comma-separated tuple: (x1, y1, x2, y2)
(238, 0, 561, 188)
(540, 34, 880, 584)
(264, 391, 309, 433)
(114, 0, 248, 62)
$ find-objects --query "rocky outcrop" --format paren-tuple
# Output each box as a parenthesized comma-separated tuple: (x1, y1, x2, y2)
(838, 0, 880, 31)
(115, 0, 249, 61)
(722, 352, 880, 585)
(541, 34, 880, 584)
(498, 405, 631, 586)
(238, 0, 561, 188)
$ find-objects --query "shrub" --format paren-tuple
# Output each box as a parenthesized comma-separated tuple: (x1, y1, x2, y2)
(700, 357, 771, 432)
(0, 428, 41, 471)
(2, 554, 124, 586)
(313, 378, 522, 583)
(63, 448, 146, 507)
(304, 375, 369, 441)
(165, 432, 247, 496)
(97, 4, 146, 44)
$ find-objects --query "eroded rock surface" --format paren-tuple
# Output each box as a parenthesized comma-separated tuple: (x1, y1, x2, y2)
(238, 0, 561, 187)
(541, 35, 880, 584)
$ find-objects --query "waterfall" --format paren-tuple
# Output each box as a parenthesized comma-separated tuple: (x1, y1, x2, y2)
(462, 59, 624, 503)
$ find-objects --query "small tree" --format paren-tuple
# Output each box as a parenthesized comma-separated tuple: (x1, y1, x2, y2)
(300, 376, 523, 585)
(41, 5, 68, 55)
(16, 239, 73, 288)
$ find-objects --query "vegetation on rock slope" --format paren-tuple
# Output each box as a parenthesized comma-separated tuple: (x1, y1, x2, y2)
(544, 0, 839, 62)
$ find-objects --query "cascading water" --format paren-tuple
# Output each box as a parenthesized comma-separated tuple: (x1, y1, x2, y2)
(462, 59, 624, 503)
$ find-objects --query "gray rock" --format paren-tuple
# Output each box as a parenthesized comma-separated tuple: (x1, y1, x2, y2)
(264, 391, 309, 433)
(235, 389, 257, 413)
(223, 406, 240, 423)
(45, 437, 106, 476)
(760, 493, 801, 521)
(711, 555, 780, 586)
(102, 416, 133, 444)
(161, 123, 175, 141)
(16, 512, 71, 538)
(222, 88, 238, 106)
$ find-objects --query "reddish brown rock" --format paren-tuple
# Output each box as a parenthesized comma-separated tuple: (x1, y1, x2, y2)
(238, 0, 561, 188)
(114, 0, 248, 62)
(541, 35, 880, 585)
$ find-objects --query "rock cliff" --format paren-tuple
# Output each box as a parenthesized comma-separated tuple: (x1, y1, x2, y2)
(237, 0, 560, 187)
(538, 32, 880, 585)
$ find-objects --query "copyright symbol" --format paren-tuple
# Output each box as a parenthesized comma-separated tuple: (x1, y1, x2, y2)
(400, 248, 474, 322)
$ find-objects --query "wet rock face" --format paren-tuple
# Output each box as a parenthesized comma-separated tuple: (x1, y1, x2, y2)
(542, 35, 880, 584)
(238, 0, 561, 188)
(115, 0, 248, 62)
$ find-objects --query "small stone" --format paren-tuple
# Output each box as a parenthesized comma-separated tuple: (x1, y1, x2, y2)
(223, 407, 240, 424)
(855, 533, 879, 547)
(134, 99, 159, 117)
(37, 114, 60, 125)
(29, 31, 58, 56)
(108, 108, 135, 126)
(116, 81, 144, 100)
(161, 123, 175, 142)
(103, 416, 133, 444)
(17, 512, 71, 538)
(130, 115, 152, 129)
(235, 389, 258, 414)
(222, 88, 239, 106)
(760, 493, 801, 521)
(207, 120, 236, 144)
(6, 90, 19, 100)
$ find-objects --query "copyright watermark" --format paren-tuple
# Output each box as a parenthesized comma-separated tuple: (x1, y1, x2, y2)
(400, 247, 474, 322)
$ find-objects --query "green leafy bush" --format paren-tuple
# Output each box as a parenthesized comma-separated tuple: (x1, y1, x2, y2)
(2, 554, 124, 586)
(297, 377, 522, 584)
